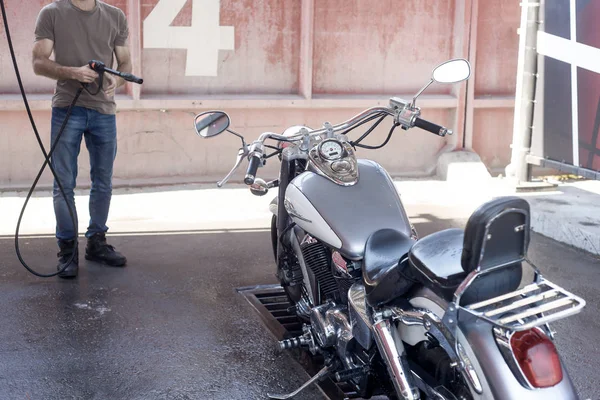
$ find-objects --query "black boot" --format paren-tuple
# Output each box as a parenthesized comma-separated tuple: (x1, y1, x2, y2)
(85, 233, 127, 267)
(57, 239, 79, 279)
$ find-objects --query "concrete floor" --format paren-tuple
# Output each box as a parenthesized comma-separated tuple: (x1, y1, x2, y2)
(0, 231, 325, 400)
(0, 215, 598, 399)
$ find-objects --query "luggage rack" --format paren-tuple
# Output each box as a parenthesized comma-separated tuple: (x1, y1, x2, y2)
(461, 277, 586, 331)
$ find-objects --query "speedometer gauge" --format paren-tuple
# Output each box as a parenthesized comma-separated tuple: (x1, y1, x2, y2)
(318, 139, 344, 160)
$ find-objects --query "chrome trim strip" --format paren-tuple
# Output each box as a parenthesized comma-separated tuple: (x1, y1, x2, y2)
(494, 327, 535, 390)
(457, 342, 483, 394)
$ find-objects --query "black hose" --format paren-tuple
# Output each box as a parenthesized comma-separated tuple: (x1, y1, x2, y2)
(350, 114, 388, 147)
(354, 123, 399, 150)
(1, 0, 79, 277)
(279, 222, 296, 253)
(340, 112, 386, 136)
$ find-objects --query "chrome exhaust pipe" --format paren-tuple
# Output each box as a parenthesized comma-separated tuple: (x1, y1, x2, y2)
(372, 318, 420, 400)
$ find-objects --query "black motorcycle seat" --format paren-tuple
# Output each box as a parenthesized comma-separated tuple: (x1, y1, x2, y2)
(363, 229, 416, 307)
(410, 229, 466, 280)
(408, 228, 523, 304)
(408, 229, 468, 299)
(363, 197, 528, 306)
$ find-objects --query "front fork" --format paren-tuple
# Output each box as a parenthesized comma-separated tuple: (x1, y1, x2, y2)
(372, 317, 421, 400)
(276, 157, 294, 262)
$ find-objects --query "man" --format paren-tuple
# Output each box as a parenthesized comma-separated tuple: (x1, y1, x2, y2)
(32, 0, 131, 278)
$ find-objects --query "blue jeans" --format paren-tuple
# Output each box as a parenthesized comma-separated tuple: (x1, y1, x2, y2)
(51, 106, 117, 241)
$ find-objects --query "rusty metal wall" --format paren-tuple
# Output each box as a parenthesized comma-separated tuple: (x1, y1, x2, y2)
(471, 0, 520, 171)
(0, 0, 520, 188)
(140, 0, 301, 95)
(312, 0, 456, 95)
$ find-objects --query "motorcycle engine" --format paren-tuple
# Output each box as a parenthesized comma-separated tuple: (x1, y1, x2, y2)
(300, 236, 338, 302)
(310, 302, 350, 348)
(300, 235, 361, 304)
(298, 235, 364, 370)
(309, 302, 358, 370)
(293, 236, 378, 397)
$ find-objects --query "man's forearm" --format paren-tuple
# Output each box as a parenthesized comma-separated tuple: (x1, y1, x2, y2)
(33, 57, 76, 81)
(115, 60, 132, 88)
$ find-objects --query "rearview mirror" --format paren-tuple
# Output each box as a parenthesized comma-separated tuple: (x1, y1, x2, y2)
(410, 58, 472, 108)
(194, 111, 230, 138)
(432, 59, 471, 84)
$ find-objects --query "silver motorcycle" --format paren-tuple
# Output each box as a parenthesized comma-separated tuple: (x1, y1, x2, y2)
(193, 59, 585, 400)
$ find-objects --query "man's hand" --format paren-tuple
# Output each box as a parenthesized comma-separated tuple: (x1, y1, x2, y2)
(103, 74, 118, 97)
(72, 65, 99, 83)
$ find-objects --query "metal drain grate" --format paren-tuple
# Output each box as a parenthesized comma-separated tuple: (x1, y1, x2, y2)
(238, 284, 363, 400)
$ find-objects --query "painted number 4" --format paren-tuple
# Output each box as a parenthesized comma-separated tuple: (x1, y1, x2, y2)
(143, 0, 234, 77)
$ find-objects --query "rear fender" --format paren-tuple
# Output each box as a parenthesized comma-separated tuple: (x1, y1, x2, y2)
(459, 315, 579, 400)
(407, 288, 579, 399)
(405, 290, 490, 399)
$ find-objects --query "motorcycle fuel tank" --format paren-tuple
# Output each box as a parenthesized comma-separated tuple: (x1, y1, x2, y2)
(284, 160, 412, 260)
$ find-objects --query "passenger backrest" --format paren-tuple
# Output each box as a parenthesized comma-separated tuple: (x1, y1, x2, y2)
(461, 197, 530, 273)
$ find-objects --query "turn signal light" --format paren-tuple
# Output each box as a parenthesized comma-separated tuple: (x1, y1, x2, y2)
(510, 328, 563, 388)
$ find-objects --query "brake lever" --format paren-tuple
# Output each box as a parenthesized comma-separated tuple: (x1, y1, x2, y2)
(217, 148, 247, 188)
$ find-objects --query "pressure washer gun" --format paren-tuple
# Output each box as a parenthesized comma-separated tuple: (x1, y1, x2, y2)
(88, 60, 144, 84)
(86, 60, 143, 95)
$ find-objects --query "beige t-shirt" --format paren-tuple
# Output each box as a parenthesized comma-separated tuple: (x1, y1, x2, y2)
(34, 0, 129, 115)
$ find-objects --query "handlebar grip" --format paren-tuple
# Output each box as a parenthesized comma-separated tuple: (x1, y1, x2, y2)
(245, 154, 261, 185)
(119, 72, 144, 84)
(414, 117, 451, 136)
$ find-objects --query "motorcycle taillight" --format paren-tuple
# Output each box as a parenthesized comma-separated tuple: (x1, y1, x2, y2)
(510, 328, 563, 388)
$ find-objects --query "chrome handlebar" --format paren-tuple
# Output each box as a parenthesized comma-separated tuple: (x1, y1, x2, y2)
(257, 106, 396, 144)
(218, 100, 451, 187)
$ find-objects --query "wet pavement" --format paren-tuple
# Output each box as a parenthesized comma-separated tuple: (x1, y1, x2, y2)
(0, 218, 598, 399)
(0, 230, 325, 400)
